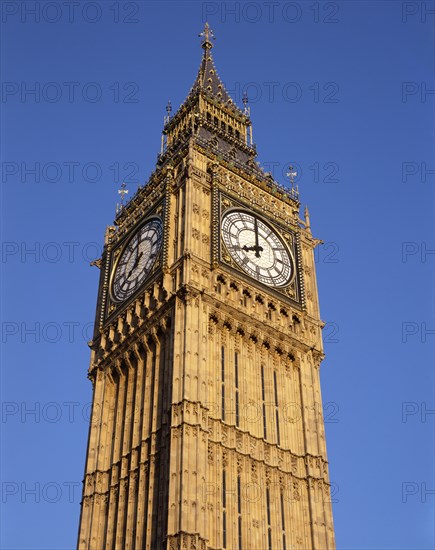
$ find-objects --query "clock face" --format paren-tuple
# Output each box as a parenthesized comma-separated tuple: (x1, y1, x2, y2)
(111, 218, 163, 303)
(221, 210, 294, 288)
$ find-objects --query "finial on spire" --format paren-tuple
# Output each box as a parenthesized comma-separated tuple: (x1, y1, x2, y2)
(116, 182, 129, 214)
(199, 22, 215, 49)
(242, 91, 250, 116)
(164, 100, 172, 125)
(304, 206, 311, 232)
(287, 165, 298, 187)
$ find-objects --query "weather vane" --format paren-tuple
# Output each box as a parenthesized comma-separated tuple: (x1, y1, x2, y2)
(242, 91, 250, 116)
(165, 100, 172, 122)
(287, 165, 298, 187)
(117, 182, 129, 210)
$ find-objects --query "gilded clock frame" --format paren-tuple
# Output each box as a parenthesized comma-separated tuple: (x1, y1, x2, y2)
(101, 199, 166, 325)
(215, 190, 305, 307)
(220, 206, 296, 288)
(109, 215, 163, 304)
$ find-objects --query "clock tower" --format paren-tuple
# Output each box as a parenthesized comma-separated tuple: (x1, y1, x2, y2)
(78, 24, 335, 550)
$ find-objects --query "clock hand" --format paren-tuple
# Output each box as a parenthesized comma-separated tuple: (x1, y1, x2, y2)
(135, 250, 143, 266)
(253, 218, 262, 258)
(232, 244, 264, 254)
(127, 250, 143, 279)
(230, 245, 253, 251)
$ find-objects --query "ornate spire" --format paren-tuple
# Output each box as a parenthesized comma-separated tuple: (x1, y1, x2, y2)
(190, 23, 241, 111)
(304, 206, 311, 233)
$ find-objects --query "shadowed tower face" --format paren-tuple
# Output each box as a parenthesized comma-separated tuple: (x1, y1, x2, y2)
(77, 24, 336, 550)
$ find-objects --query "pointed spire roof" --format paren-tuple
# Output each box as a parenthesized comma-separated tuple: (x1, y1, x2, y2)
(183, 23, 244, 117)
(163, 24, 249, 134)
(191, 23, 231, 102)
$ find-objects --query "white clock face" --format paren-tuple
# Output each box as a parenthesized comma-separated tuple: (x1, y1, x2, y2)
(111, 218, 163, 303)
(221, 210, 294, 288)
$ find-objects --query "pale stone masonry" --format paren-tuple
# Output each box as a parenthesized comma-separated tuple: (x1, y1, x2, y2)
(78, 24, 335, 550)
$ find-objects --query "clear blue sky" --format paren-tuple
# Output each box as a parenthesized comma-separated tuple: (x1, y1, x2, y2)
(1, 1, 434, 548)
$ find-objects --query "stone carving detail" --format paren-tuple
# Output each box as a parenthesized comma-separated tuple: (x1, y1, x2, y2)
(208, 444, 214, 465)
(250, 437, 257, 454)
(221, 425, 228, 444)
(222, 450, 228, 468)
(251, 462, 258, 482)
(293, 481, 301, 501)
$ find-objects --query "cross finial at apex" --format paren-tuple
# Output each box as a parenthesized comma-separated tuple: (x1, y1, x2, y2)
(199, 22, 215, 49)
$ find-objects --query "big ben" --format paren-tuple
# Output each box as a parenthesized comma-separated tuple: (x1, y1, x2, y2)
(78, 23, 335, 550)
